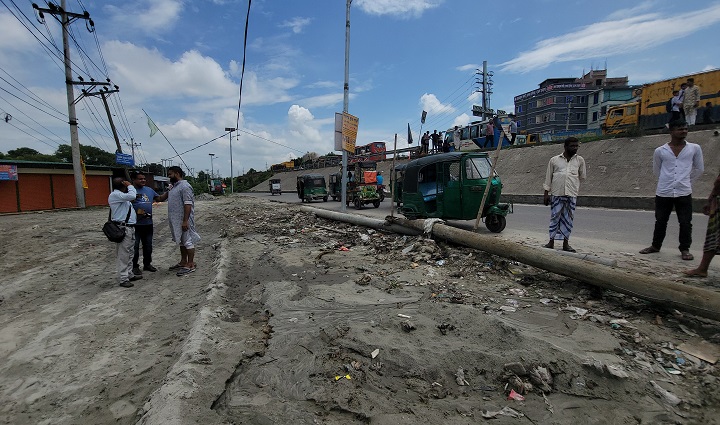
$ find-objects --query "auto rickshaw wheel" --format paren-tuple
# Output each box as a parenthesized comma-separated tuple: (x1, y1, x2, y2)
(354, 197, 362, 209)
(379, 192, 385, 202)
(323, 196, 328, 202)
(373, 200, 380, 208)
(485, 214, 506, 233)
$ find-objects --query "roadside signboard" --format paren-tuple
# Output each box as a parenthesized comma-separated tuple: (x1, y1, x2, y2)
(0, 165, 18, 180)
(115, 152, 134, 166)
(341, 112, 359, 153)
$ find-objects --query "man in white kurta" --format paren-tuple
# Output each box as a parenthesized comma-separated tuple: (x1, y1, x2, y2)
(158, 166, 201, 276)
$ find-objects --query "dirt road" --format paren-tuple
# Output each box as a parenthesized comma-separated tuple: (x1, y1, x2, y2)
(0, 195, 718, 424)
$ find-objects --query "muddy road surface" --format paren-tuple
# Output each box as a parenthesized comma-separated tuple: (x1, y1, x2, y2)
(0, 195, 718, 424)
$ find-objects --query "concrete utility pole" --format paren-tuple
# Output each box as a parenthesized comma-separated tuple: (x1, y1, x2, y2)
(34, 0, 94, 208)
(341, 0, 352, 212)
(225, 127, 236, 193)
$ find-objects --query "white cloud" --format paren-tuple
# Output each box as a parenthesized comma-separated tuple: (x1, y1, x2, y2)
(279, 17, 312, 34)
(287, 105, 322, 147)
(420, 93, 455, 115)
(297, 93, 344, 109)
(456, 64, 479, 72)
(453, 113, 472, 128)
(105, 0, 183, 34)
(355, 0, 443, 18)
(501, 4, 720, 73)
(0, 12, 37, 51)
(702, 65, 718, 72)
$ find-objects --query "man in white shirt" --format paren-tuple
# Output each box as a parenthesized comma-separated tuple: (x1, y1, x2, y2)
(640, 120, 704, 260)
(543, 137, 586, 252)
(108, 177, 141, 287)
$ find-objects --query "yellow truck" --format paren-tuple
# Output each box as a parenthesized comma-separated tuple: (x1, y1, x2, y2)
(603, 69, 720, 135)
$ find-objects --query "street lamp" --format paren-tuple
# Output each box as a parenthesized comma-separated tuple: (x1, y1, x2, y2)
(209, 153, 215, 179)
(225, 127, 236, 194)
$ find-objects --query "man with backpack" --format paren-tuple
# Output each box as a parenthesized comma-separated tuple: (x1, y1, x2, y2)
(108, 177, 141, 288)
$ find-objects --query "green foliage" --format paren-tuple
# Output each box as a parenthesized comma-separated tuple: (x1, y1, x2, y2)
(5, 147, 57, 162)
(235, 169, 274, 192)
(55, 144, 116, 166)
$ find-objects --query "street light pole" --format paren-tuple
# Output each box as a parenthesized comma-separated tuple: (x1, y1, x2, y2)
(209, 153, 215, 179)
(225, 127, 236, 194)
(341, 0, 352, 212)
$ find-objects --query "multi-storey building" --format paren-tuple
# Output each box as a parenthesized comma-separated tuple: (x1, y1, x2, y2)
(513, 70, 629, 134)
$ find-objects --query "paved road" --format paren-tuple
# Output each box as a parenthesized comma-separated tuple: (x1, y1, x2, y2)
(243, 191, 718, 272)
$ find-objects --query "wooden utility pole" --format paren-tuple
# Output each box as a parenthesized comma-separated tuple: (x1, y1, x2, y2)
(34, 0, 94, 208)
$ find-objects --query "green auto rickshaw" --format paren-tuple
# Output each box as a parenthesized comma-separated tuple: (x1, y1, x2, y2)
(398, 152, 511, 232)
(297, 174, 328, 203)
(392, 163, 406, 207)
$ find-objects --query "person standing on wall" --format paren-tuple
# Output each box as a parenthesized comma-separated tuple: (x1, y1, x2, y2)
(508, 116, 518, 145)
(683, 78, 701, 125)
(483, 120, 495, 149)
(542, 137, 586, 253)
(108, 177, 141, 288)
(639, 120, 704, 260)
(130, 171, 161, 277)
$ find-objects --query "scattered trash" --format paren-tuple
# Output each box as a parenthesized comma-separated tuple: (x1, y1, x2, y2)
(503, 362, 527, 376)
(539, 298, 552, 305)
(355, 274, 371, 286)
(338, 246, 350, 251)
(529, 366, 553, 392)
(400, 320, 416, 332)
(677, 341, 719, 364)
(582, 358, 630, 379)
(436, 259, 446, 266)
(288, 317, 298, 323)
(678, 324, 698, 337)
(561, 306, 588, 316)
(397, 314, 412, 319)
(351, 361, 362, 370)
(437, 322, 455, 335)
(543, 392, 554, 414)
(334, 374, 352, 381)
(370, 348, 380, 359)
(507, 389, 525, 401)
(611, 323, 621, 330)
(455, 367, 469, 386)
(499, 306, 517, 313)
(650, 380, 681, 406)
(481, 407, 524, 419)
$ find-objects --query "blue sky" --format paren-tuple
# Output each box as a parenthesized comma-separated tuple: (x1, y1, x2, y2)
(1, 0, 718, 177)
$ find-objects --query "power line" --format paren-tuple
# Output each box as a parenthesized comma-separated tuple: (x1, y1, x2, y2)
(1, 111, 61, 149)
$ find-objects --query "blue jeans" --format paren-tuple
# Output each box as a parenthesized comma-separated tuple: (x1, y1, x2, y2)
(133, 224, 154, 268)
(652, 195, 693, 251)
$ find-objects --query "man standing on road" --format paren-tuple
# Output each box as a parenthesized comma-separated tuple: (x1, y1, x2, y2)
(163, 166, 201, 276)
(543, 137, 586, 252)
(108, 177, 141, 288)
(640, 120, 704, 260)
(452, 126, 461, 151)
(683, 78, 701, 125)
(130, 171, 160, 277)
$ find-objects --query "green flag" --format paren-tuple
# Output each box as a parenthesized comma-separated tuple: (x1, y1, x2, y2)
(147, 116, 159, 138)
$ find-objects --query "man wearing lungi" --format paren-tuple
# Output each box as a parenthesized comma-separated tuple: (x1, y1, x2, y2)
(542, 137, 586, 252)
(156, 166, 201, 276)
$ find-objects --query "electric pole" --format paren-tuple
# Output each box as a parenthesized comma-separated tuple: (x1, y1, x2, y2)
(475, 61, 494, 120)
(341, 0, 352, 212)
(33, 0, 94, 208)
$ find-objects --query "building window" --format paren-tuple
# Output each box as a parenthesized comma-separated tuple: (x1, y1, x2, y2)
(601, 106, 607, 116)
(576, 113, 586, 120)
(595, 79, 602, 86)
(592, 111, 598, 122)
(593, 93, 599, 105)
(517, 105, 523, 113)
(578, 96, 587, 104)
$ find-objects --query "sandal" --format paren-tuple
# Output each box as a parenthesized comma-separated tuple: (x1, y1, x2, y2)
(683, 269, 707, 278)
(680, 251, 694, 261)
(639, 246, 660, 254)
(169, 263, 186, 270)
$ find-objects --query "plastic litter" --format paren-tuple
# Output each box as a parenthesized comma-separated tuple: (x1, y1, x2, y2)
(481, 407, 524, 419)
(650, 380, 681, 406)
(370, 348, 380, 359)
(507, 389, 525, 401)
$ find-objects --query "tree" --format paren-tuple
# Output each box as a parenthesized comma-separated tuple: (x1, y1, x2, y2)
(6, 147, 58, 162)
(302, 151, 319, 162)
(54, 144, 116, 166)
(144, 163, 164, 176)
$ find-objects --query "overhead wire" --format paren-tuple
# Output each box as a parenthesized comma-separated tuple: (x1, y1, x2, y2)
(1, 108, 61, 149)
(0, 95, 68, 145)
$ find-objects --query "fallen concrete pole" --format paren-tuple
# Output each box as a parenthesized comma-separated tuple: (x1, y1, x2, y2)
(304, 207, 422, 236)
(388, 217, 720, 322)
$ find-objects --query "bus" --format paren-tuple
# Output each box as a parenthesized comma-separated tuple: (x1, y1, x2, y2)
(444, 115, 515, 151)
(351, 142, 386, 163)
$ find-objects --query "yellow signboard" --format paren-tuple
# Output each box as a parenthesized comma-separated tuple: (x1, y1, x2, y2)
(341, 112, 359, 153)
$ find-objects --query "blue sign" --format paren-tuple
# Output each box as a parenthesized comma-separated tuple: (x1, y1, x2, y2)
(115, 153, 134, 166)
(0, 165, 18, 180)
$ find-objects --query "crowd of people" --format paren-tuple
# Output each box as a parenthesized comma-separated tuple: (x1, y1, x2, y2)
(107, 166, 200, 288)
(667, 77, 712, 126)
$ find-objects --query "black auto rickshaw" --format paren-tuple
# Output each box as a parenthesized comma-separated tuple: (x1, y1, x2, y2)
(297, 174, 328, 203)
(269, 178, 281, 195)
(398, 152, 511, 232)
(328, 172, 342, 201)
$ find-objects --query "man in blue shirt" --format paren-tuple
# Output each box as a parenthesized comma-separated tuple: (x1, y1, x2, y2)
(108, 177, 140, 288)
(130, 171, 161, 277)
